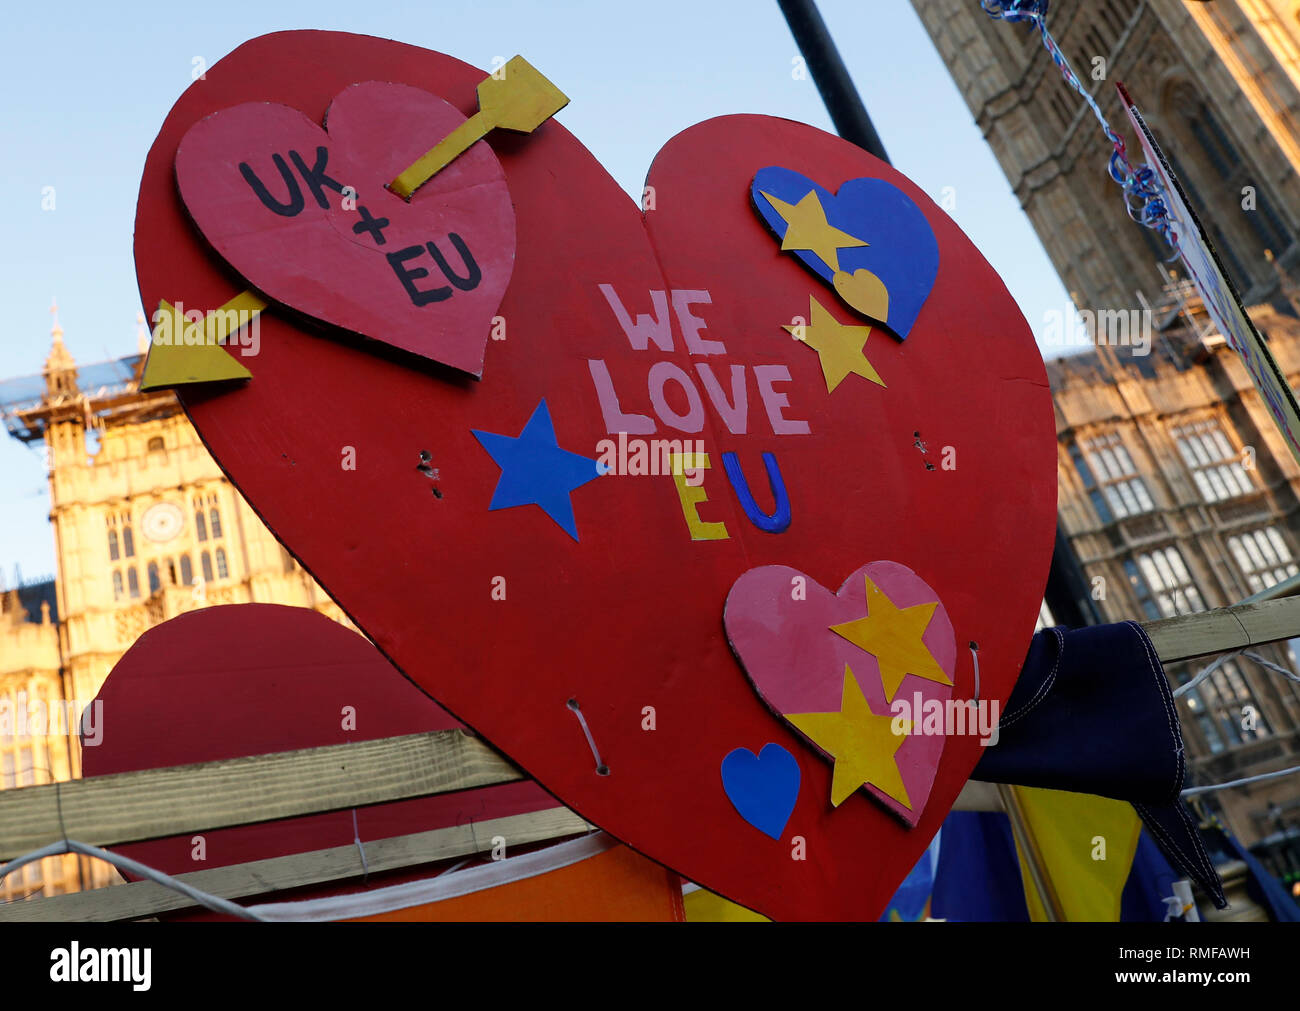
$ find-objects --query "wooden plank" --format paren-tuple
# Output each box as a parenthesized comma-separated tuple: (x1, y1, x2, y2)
(952, 780, 1003, 813)
(0, 730, 521, 860)
(1229, 597, 1300, 653)
(1144, 595, 1300, 662)
(4, 597, 1296, 875)
(0, 807, 590, 923)
(1144, 606, 1249, 662)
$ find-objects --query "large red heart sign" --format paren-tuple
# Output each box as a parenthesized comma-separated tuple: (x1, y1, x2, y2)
(134, 31, 1056, 920)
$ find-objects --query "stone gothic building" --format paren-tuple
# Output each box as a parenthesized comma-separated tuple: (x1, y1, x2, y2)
(914, 0, 1300, 866)
(911, 0, 1300, 310)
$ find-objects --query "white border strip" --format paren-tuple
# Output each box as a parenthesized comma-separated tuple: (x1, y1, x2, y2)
(248, 831, 613, 922)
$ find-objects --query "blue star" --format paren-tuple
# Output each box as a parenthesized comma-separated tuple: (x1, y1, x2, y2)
(471, 399, 603, 541)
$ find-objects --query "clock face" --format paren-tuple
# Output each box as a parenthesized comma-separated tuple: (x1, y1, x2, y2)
(141, 503, 184, 543)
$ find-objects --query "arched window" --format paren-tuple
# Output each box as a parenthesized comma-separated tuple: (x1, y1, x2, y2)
(127, 568, 140, 598)
(1246, 189, 1293, 253)
(180, 555, 193, 586)
(1211, 224, 1253, 290)
(210, 507, 223, 539)
(1167, 84, 1294, 284)
(166, 558, 177, 585)
(122, 526, 135, 558)
(147, 562, 161, 595)
(1168, 146, 1252, 288)
(112, 571, 124, 600)
(146, 436, 165, 452)
(108, 529, 119, 561)
(201, 551, 214, 582)
(215, 547, 229, 580)
(1189, 114, 1237, 180)
(195, 511, 207, 541)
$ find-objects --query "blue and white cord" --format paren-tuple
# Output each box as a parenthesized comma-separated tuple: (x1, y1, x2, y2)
(980, 0, 1179, 254)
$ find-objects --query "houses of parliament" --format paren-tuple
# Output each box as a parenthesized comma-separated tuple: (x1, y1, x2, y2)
(6, 0, 1300, 904)
(0, 314, 354, 900)
(912, 0, 1300, 884)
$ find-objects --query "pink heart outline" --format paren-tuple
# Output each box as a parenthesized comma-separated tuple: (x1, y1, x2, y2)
(724, 560, 957, 825)
(174, 81, 516, 377)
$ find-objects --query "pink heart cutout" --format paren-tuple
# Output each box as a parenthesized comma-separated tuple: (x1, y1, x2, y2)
(174, 81, 515, 376)
(724, 561, 957, 825)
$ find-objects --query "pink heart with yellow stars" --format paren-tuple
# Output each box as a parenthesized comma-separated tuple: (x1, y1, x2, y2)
(724, 561, 958, 826)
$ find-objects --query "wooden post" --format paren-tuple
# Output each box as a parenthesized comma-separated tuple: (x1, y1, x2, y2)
(998, 784, 1065, 922)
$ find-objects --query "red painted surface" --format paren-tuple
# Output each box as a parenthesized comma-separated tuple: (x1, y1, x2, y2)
(133, 31, 1056, 920)
(81, 604, 555, 916)
(175, 81, 513, 377)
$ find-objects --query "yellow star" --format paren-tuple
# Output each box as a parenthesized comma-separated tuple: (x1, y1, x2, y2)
(830, 574, 951, 701)
(760, 189, 868, 272)
(788, 665, 913, 809)
(784, 295, 885, 393)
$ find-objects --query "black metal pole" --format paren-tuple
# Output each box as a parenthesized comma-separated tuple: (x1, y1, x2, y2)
(776, 0, 1097, 628)
(776, 0, 890, 163)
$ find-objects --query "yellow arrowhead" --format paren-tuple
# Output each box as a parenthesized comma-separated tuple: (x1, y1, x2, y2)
(478, 56, 569, 133)
(390, 56, 568, 200)
(139, 294, 264, 392)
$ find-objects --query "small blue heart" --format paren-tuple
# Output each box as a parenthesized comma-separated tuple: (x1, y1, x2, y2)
(721, 743, 801, 840)
(751, 166, 939, 340)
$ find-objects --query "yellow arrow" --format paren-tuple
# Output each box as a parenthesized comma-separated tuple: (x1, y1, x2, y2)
(145, 58, 562, 386)
(139, 292, 265, 391)
(389, 55, 568, 200)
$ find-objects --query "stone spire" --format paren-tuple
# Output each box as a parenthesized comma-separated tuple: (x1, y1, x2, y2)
(43, 298, 78, 397)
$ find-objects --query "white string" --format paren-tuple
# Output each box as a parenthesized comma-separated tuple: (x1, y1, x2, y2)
(1173, 645, 1300, 698)
(0, 839, 265, 921)
(437, 858, 470, 877)
(248, 833, 613, 922)
(1166, 647, 1300, 796)
(350, 808, 369, 883)
(566, 699, 609, 775)
(1181, 763, 1300, 798)
(1172, 649, 1241, 698)
(1241, 650, 1300, 686)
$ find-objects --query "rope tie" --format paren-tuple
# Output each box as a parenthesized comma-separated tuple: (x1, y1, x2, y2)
(350, 808, 370, 884)
(566, 699, 610, 776)
(981, 0, 1179, 255)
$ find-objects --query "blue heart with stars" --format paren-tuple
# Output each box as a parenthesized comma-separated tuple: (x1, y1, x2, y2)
(751, 166, 939, 340)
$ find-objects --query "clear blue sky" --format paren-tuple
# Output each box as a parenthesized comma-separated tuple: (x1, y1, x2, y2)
(0, 0, 1075, 582)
